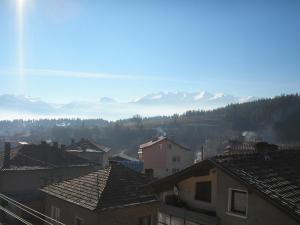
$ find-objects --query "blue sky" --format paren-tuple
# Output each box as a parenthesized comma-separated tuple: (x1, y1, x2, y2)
(0, 0, 299, 103)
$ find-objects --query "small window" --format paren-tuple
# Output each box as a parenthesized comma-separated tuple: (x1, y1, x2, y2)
(139, 216, 151, 225)
(168, 144, 172, 149)
(172, 155, 180, 162)
(75, 216, 84, 225)
(172, 168, 179, 174)
(159, 144, 163, 150)
(195, 181, 211, 202)
(228, 189, 248, 216)
(50, 205, 60, 221)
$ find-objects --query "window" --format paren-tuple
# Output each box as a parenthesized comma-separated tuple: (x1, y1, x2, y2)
(172, 156, 180, 162)
(195, 181, 211, 202)
(50, 205, 60, 221)
(168, 144, 172, 149)
(159, 144, 163, 150)
(139, 216, 151, 225)
(75, 216, 84, 225)
(172, 168, 179, 174)
(228, 189, 248, 217)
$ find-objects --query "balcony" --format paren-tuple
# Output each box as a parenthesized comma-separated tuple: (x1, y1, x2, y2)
(158, 203, 218, 225)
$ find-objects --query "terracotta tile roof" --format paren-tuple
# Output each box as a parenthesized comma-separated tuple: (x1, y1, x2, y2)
(211, 149, 300, 222)
(67, 139, 111, 153)
(139, 136, 190, 151)
(41, 164, 157, 210)
(1, 144, 91, 170)
(139, 136, 167, 149)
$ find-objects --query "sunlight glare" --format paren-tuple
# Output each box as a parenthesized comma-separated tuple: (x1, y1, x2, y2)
(17, 0, 25, 94)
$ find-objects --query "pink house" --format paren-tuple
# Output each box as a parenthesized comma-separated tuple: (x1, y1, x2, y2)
(138, 136, 194, 178)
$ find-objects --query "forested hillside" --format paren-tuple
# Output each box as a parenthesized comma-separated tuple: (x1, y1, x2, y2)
(1, 94, 299, 154)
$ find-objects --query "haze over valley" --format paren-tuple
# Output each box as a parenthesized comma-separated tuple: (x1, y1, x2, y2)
(0, 91, 256, 120)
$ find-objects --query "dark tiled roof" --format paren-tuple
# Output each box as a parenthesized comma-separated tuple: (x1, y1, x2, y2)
(148, 148, 300, 222)
(223, 141, 258, 155)
(0, 146, 20, 167)
(211, 149, 300, 222)
(67, 139, 111, 153)
(1, 144, 91, 170)
(41, 164, 157, 210)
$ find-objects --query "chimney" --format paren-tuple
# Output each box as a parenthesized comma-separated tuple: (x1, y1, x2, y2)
(61, 144, 66, 151)
(3, 142, 11, 168)
(53, 142, 58, 148)
(71, 138, 75, 145)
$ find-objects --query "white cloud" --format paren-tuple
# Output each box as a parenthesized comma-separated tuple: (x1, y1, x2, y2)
(0, 68, 164, 81)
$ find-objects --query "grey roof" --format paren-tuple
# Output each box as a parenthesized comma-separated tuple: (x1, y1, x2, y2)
(67, 139, 111, 153)
(41, 164, 156, 210)
(1, 144, 91, 170)
(149, 148, 300, 223)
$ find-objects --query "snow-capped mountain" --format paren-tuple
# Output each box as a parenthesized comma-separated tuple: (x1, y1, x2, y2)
(0, 94, 55, 114)
(133, 91, 255, 108)
(0, 92, 256, 120)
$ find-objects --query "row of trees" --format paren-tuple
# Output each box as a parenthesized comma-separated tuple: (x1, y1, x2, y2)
(1, 94, 300, 154)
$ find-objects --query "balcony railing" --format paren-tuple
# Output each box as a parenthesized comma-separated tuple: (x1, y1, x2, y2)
(158, 203, 218, 225)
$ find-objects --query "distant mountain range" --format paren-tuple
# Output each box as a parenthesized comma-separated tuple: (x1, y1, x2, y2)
(0, 91, 256, 120)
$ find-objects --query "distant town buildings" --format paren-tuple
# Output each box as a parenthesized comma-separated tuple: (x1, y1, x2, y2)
(0, 141, 94, 223)
(148, 142, 300, 225)
(138, 136, 194, 178)
(109, 152, 143, 172)
(66, 138, 111, 168)
(1, 136, 299, 225)
(41, 164, 158, 225)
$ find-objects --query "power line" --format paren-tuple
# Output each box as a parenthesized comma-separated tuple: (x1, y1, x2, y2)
(0, 193, 64, 225)
(0, 205, 33, 225)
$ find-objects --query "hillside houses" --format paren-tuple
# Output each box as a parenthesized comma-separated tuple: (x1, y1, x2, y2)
(66, 138, 111, 168)
(0, 141, 95, 222)
(1, 138, 300, 225)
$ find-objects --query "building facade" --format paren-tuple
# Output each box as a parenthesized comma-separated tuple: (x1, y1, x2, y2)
(138, 136, 194, 178)
(148, 144, 300, 225)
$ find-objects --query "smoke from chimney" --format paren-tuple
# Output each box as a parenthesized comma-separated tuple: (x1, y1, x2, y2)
(156, 127, 166, 137)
